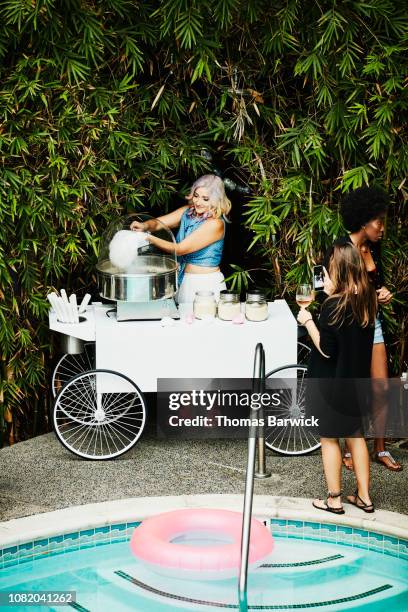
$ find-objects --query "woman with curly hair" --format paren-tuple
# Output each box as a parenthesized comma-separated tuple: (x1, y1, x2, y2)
(323, 186, 402, 471)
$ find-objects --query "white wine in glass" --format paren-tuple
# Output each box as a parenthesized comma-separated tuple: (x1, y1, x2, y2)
(296, 284, 314, 308)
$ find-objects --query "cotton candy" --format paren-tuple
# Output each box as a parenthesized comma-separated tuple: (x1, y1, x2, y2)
(109, 230, 149, 270)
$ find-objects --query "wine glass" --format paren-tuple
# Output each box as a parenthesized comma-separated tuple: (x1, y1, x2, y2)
(296, 284, 314, 309)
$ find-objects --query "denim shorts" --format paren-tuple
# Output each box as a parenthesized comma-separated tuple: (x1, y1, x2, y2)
(374, 317, 384, 344)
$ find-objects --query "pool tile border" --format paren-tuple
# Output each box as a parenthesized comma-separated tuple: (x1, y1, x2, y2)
(0, 521, 141, 569)
(269, 518, 408, 557)
(1, 517, 407, 570)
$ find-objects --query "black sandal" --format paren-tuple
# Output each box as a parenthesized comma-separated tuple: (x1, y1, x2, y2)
(347, 490, 375, 513)
(312, 491, 345, 515)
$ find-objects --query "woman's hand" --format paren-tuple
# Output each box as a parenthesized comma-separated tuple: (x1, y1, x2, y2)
(297, 309, 313, 326)
(377, 286, 393, 304)
(130, 220, 146, 232)
(323, 267, 334, 295)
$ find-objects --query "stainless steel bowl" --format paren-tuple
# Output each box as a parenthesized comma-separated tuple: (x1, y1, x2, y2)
(96, 255, 178, 302)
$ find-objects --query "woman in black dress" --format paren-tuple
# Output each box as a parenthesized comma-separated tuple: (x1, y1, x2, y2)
(323, 187, 401, 471)
(298, 243, 377, 513)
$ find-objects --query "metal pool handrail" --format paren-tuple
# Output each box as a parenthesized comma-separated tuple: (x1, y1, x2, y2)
(238, 342, 265, 612)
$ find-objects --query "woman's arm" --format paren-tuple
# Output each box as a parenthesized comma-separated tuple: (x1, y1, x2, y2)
(131, 206, 188, 232)
(370, 242, 392, 304)
(297, 309, 331, 358)
(147, 218, 224, 256)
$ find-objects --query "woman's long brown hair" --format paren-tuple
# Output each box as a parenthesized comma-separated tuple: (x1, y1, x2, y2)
(326, 243, 377, 328)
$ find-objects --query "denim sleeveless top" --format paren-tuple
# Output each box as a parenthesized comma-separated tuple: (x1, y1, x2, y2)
(176, 209, 225, 285)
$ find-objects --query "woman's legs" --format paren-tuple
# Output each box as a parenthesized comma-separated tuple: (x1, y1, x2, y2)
(314, 438, 343, 510)
(345, 437, 372, 506)
(371, 342, 402, 470)
(343, 340, 402, 471)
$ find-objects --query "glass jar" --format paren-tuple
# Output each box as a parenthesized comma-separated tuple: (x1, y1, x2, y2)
(245, 290, 268, 322)
(193, 291, 217, 319)
(218, 290, 241, 321)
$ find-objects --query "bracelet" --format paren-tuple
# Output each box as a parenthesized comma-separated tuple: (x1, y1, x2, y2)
(304, 317, 313, 325)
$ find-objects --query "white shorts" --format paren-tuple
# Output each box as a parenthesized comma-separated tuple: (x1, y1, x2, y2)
(176, 271, 226, 304)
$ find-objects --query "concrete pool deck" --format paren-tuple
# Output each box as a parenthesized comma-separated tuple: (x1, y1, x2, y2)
(0, 430, 407, 526)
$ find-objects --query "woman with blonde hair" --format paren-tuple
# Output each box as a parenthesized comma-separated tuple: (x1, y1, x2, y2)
(298, 243, 377, 514)
(130, 175, 231, 303)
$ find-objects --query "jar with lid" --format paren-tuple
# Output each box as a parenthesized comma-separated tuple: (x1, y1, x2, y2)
(245, 290, 268, 322)
(193, 291, 217, 319)
(218, 290, 241, 321)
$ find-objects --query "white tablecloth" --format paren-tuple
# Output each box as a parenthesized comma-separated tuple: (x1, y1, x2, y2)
(94, 300, 296, 392)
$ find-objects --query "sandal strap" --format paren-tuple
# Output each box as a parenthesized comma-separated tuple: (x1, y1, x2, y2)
(343, 452, 352, 458)
(355, 492, 373, 508)
(328, 490, 342, 498)
(376, 450, 396, 463)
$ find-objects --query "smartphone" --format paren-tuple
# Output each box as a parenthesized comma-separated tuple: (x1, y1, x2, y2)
(313, 265, 324, 291)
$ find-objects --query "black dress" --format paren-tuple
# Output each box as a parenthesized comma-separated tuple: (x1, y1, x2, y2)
(307, 298, 374, 437)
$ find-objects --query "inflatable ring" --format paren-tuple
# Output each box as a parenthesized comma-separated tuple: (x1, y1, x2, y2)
(130, 508, 274, 580)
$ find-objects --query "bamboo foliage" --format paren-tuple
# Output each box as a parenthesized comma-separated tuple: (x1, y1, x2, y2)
(0, 0, 407, 443)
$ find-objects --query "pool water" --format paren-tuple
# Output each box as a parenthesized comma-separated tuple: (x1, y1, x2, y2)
(1, 528, 408, 611)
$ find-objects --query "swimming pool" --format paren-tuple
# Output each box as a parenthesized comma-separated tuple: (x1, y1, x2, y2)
(1, 518, 407, 611)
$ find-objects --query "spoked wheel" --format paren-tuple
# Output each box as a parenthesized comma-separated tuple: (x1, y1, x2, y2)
(53, 369, 146, 460)
(264, 364, 321, 456)
(52, 343, 96, 398)
(297, 341, 311, 366)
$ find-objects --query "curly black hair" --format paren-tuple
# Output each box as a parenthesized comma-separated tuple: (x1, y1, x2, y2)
(340, 186, 389, 233)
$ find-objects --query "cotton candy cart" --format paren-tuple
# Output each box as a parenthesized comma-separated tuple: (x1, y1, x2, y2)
(48, 299, 321, 460)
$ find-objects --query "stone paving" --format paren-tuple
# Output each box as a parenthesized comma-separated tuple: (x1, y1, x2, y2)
(0, 429, 406, 521)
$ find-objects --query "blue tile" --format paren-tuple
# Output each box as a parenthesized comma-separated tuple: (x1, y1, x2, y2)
(34, 538, 48, 548)
(337, 526, 352, 535)
(287, 520, 303, 528)
(80, 529, 95, 538)
(3, 546, 18, 556)
(304, 521, 321, 531)
(383, 535, 399, 547)
(18, 542, 33, 552)
(51, 535, 64, 544)
(32, 553, 50, 562)
(112, 523, 127, 532)
(79, 542, 95, 551)
(64, 545, 79, 554)
(368, 532, 383, 543)
(95, 526, 110, 535)
(287, 533, 303, 540)
(64, 532, 79, 541)
(126, 522, 140, 529)
(271, 519, 287, 527)
(110, 536, 127, 544)
(399, 540, 408, 554)
(18, 556, 33, 565)
(353, 529, 369, 539)
(369, 545, 384, 554)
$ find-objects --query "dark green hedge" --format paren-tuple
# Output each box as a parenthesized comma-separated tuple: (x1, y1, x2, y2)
(0, 0, 407, 443)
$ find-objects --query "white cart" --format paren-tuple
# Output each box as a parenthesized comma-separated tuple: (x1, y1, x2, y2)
(49, 301, 318, 460)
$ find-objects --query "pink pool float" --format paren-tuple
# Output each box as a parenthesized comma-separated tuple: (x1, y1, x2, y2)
(130, 508, 274, 580)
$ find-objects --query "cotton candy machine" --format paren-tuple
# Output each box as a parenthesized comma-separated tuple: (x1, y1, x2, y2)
(96, 214, 179, 320)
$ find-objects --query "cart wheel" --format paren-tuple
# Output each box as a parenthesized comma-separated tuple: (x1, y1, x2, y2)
(52, 343, 96, 398)
(53, 369, 146, 460)
(264, 364, 321, 456)
(297, 341, 311, 366)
